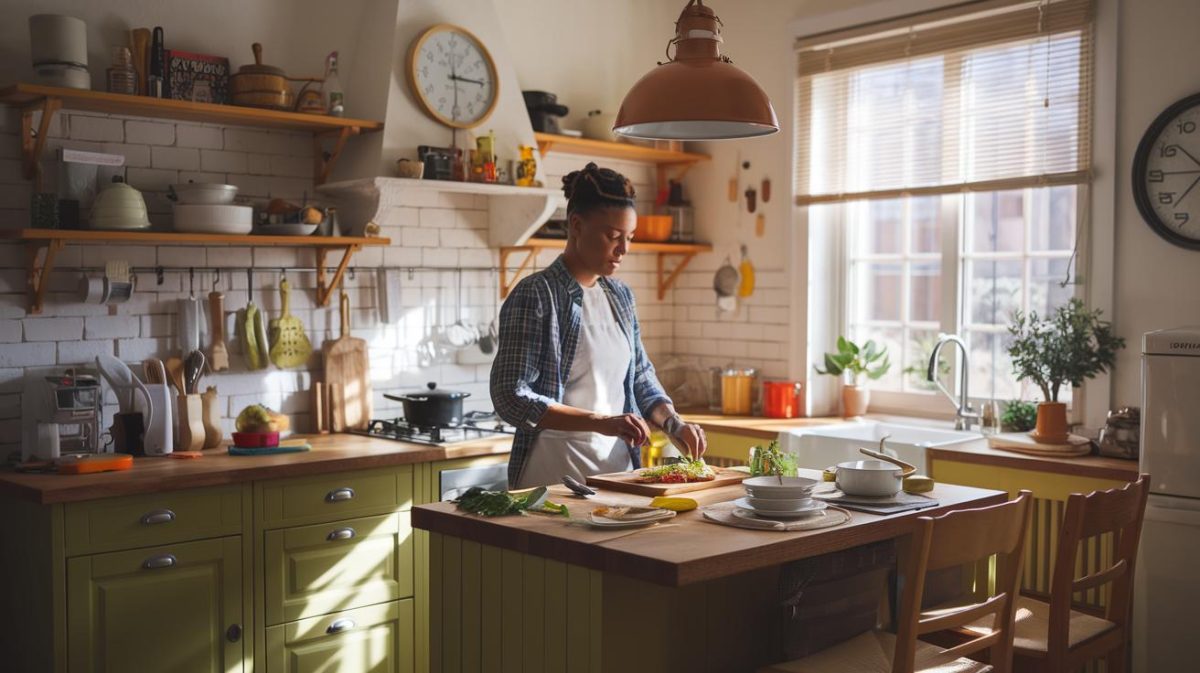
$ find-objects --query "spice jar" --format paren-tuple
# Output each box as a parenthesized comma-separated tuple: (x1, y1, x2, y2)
(720, 367, 756, 415)
(106, 46, 137, 95)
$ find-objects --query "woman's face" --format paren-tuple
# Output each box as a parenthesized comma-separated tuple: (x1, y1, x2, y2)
(568, 207, 636, 277)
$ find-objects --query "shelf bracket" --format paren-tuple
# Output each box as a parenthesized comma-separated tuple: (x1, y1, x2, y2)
(535, 138, 554, 155)
(656, 250, 698, 301)
(656, 161, 697, 196)
(314, 126, 360, 186)
(316, 244, 361, 307)
(499, 246, 538, 298)
(26, 238, 64, 315)
(21, 96, 62, 192)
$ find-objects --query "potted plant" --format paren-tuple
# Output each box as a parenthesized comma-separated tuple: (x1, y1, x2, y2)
(1007, 298, 1125, 443)
(814, 337, 891, 418)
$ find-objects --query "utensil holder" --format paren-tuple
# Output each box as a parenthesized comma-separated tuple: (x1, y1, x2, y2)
(177, 394, 205, 452)
(138, 382, 173, 456)
(111, 411, 145, 455)
(201, 387, 222, 449)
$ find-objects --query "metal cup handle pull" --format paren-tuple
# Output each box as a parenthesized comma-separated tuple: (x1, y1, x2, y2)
(142, 554, 177, 570)
(326, 527, 356, 542)
(325, 487, 355, 503)
(140, 509, 176, 525)
(326, 618, 356, 634)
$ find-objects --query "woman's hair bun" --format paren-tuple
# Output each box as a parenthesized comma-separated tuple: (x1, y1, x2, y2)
(561, 162, 600, 200)
(561, 163, 635, 216)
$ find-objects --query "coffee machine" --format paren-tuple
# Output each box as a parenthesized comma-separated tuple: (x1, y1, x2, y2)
(22, 367, 105, 460)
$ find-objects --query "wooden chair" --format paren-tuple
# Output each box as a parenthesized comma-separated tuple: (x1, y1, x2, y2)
(760, 491, 1033, 673)
(957, 475, 1150, 673)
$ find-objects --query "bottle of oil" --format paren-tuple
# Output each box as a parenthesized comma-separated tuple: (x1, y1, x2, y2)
(325, 51, 344, 116)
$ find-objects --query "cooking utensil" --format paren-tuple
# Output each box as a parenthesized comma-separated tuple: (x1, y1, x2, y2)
(561, 474, 596, 497)
(858, 444, 918, 475)
(94, 354, 138, 412)
(323, 291, 371, 431)
(585, 468, 748, 497)
(165, 357, 185, 396)
(714, 255, 739, 312)
(208, 288, 229, 372)
(268, 276, 312, 368)
(833, 436, 916, 497)
(201, 386, 222, 449)
(184, 350, 206, 394)
(143, 358, 165, 385)
(384, 382, 470, 427)
(231, 43, 293, 110)
(148, 27, 164, 97)
(240, 269, 267, 370)
(130, 28, 150, 94)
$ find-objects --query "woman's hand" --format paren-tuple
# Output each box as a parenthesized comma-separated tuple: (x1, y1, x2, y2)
(669, 423, 707, 458)
(594, 413, 651, 447)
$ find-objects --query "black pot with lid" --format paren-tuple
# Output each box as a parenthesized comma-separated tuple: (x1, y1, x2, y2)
(385, 382, 471, 427)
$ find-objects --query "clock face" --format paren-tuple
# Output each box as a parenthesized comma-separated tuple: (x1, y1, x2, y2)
(408, 25, 498, 129)
(1133, 92, 1200, 249)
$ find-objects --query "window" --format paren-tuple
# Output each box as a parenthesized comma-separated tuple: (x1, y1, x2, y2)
(797, 0, 1093, 407)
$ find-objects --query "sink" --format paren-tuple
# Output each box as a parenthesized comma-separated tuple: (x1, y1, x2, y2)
(777, 421, 979, 473)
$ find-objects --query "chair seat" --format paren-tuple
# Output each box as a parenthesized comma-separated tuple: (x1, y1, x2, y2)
(758, 630, 992, 673)
(958, 595, 1117, 654)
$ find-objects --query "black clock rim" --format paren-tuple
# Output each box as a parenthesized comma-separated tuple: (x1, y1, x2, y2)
(1132, 91, 1200, 251)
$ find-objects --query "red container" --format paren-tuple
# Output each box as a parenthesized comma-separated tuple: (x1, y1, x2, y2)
(763, 381, 804, 419)
(232, 431, 280, 448)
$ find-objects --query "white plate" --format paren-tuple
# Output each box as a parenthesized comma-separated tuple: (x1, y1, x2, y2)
(586, 510, 675, 528)
(732, 507, 827, 523)
(733, 497, 828, 518)
(258, 222, 319, 236)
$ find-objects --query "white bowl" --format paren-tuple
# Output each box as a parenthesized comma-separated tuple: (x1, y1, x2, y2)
(744, 495, 813, 510)
(742, 475, 818, 499)
(173, 204, 253, 234)
(170, 182, 239, 205)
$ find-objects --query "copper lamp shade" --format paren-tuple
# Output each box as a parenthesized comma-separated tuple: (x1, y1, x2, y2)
(615, 0, 778, 141)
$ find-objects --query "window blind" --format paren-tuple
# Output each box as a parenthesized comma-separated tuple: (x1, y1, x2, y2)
(794, 0, 1093, 206)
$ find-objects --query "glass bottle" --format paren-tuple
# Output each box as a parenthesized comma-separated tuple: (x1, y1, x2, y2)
(981, 400, 1001, 435)
(107, 47, 137, 95)
(325, 51, 344, 116)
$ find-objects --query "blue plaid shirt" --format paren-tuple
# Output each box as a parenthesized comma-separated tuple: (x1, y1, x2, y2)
(490, 255, 671, 486)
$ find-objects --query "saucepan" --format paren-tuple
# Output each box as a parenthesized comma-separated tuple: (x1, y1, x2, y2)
(833, 437, 917, 497)
(384, 382, 471, 427)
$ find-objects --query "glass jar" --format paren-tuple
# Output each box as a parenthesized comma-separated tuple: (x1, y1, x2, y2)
(106, 47, 137, 95)
(721, 367, 756, 415)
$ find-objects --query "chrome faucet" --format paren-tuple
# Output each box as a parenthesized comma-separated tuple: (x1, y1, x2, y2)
(927, 334, 980, 431)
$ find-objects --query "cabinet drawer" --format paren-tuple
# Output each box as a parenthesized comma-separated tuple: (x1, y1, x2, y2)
(259, 466, 413, 528)
(264, 511, 414, 625)
(64, 485, 243, 556)
(265, 600, 414, 673)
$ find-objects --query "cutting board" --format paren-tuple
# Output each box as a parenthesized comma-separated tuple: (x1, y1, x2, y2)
(323, 291, 371, 431)
(587, 468, 748, 496)
(987, 432, 1092, 457)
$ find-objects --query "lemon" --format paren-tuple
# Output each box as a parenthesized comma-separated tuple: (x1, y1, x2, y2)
(649, 496, 698, 512)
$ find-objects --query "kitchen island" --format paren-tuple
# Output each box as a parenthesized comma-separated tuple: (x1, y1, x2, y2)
(413, 471, 1006, 672)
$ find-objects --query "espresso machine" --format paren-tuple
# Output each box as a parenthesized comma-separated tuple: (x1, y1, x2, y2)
(22, 367, 105, 460)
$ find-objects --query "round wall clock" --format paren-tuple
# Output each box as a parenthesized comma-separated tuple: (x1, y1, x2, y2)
(1133, 92, 1200, 250)
(407, 24, 499, 129)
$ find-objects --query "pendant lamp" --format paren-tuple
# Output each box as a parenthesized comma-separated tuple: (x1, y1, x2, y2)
(614, 0, 778, 141)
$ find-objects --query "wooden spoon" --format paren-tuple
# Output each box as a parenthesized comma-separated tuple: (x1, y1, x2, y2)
(858, 438, 917, 477)
(165, 356, 186, 396)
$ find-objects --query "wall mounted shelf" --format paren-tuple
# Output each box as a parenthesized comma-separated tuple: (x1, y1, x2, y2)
(0, 83, 384, 190)
(499, 238, 712, 300)
(533, 132, 709, 192)
(0, 228, 389, 315)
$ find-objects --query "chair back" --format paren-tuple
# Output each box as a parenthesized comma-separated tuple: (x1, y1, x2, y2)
(1046, 475, 1150, 658)
(891, 490, 1033, 673)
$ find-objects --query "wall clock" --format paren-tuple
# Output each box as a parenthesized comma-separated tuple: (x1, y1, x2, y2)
(407, 24, 499, 129)
(1133, 92, 1200, 250)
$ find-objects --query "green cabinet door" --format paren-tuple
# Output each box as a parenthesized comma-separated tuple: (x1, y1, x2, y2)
(265, 600, 413, 673)
(67, 536, 244, 673)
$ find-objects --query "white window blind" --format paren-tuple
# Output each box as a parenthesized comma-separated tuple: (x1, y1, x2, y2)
(795, 0, 1093, 206)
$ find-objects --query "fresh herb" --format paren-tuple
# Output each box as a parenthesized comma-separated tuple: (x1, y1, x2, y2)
(749, 440, 797, 477)
(453, 486, 568, 517)
(637, 457, 715, 484)
(1000, 400, 1038, 432)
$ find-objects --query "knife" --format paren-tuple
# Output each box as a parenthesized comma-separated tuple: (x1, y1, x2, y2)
(148, 27, 165, 98)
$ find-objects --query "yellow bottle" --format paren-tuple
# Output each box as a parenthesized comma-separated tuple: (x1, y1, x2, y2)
(737, 245, 755, 298)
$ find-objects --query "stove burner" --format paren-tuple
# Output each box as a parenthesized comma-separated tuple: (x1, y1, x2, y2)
(363, 410, 515, 446)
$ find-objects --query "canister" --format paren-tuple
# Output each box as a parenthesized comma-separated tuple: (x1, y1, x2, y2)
(763, 380, 804, 418)
(721, 367, 756, 415)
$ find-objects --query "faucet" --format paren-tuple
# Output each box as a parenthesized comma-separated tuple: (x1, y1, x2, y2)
(927, 334, 980, 431)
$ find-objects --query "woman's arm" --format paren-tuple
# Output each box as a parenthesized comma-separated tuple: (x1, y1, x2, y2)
(537, 403, 651, 447)
(489, 281, 557, 429)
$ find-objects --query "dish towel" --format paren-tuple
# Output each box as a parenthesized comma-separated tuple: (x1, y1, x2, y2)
(700, 501, 851, 532)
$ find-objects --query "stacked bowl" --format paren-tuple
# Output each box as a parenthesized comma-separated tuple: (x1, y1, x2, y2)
(735, 475, 826, 519)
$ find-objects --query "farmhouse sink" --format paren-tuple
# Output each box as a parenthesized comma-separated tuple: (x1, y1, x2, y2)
(778, 421, 980, 473)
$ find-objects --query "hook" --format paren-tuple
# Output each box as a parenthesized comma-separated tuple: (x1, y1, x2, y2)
(246, 267, 253, 293)
(349, 267, 356, 281)
(212, 270, 220, 290)
(155, 266, 164, 286)
(189, 267, 195, 294)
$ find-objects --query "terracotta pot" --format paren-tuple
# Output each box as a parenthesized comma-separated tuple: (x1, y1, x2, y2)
(842, 384, 870, 418)
(1033, 402, 1069, 443)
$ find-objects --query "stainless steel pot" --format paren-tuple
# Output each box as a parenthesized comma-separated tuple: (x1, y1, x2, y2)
(385, 382, 470, 427)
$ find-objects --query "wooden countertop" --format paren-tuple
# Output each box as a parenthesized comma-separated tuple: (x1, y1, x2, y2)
(412, 469, 1006, 587)
(928, 442, 1140, 482)
(0, 433, 512, 505)
(681, 413, 843, 440)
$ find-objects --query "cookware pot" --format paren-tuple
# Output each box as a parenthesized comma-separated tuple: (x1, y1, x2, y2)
(833, 440, 917, 497)
(385, 382, 470, 427)
(168, 182, 239, 204)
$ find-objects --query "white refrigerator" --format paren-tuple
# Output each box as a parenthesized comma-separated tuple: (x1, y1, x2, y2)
(1134, 327, 1200, 673)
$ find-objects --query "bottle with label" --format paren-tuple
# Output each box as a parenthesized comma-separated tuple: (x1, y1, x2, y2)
(325, 51, 344, 116)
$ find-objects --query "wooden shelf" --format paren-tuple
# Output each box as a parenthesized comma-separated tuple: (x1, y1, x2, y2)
(533, 132, 709, 193)
(0, 83, 384, 189)
(500, 238, 711, 300)
(3, 228, 388, 315)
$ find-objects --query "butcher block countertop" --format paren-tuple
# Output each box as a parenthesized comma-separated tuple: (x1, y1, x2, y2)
(681, 413, 843, 440)
(0, 433, 512, 505)
(412, 469, 1006, 586)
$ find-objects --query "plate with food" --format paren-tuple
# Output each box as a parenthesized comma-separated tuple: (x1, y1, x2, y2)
(587, 458, 748, 496)
(587, 505, 676, 528)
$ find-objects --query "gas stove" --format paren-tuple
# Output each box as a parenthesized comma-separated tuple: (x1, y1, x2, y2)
(361, 410, 516, 446)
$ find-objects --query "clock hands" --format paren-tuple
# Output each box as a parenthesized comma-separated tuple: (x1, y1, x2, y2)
(450, 74, 485, 86)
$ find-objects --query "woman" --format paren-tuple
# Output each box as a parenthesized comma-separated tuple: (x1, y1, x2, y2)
(491, 163, 707, 488)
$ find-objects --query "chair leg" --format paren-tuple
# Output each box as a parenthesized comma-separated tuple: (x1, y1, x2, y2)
(1105, 643, 1127, 673)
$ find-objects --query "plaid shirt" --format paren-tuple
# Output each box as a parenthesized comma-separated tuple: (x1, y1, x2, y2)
(490, 255, 671, 486)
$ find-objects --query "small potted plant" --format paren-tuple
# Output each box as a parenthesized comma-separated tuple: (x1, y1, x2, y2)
(814, 337, 891, 418)
(1007, 298, 1125, 443)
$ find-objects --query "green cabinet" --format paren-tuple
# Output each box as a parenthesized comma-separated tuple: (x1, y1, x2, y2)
(265, 600, 414, 673)
(66, 536, 245, 673)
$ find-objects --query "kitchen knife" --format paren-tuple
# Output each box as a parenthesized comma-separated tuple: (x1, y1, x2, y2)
(148, 26, 165, 97)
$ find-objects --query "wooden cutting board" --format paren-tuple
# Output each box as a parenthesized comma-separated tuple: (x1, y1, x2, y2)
(987, 432, 1092, 457)
(323, 292, 371, 431)
(587, 468, 748, 496)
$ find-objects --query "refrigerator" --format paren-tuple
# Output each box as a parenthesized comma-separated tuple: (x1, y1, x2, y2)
(1134, 327, 1200, 673)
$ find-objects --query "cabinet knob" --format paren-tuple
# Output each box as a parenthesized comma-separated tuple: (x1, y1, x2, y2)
(140, 509, 176, 525)
(142, 554, 177, 570)
(326, 527, 357, 542)
(325, 487, 355, 503)
(326, 618, 356, 634)
(226, 624, 242, 643)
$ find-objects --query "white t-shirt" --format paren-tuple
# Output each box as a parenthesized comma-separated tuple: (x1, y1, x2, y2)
(517, 282, 633, 488)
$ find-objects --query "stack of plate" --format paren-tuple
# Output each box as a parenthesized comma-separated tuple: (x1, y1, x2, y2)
(735, 476, 826, 520)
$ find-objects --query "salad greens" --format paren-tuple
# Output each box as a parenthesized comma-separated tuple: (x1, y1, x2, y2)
(749, 440, 797, 477)
(636, 457, 715, 483)
(453, 486, 569, 517)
